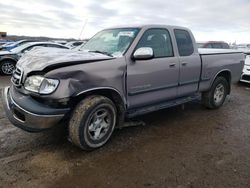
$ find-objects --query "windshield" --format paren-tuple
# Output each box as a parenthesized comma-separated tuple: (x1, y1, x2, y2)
(80, 28, 140, 57)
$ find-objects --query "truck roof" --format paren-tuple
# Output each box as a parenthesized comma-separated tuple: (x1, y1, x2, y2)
(106, 24, 190, 31)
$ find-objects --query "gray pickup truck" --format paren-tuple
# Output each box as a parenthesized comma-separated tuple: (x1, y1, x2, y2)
(2, 25, 244, 150)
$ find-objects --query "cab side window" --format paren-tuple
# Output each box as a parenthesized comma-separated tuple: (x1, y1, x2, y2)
(174, 29, 194, 56)
(136, 29, 173, 58)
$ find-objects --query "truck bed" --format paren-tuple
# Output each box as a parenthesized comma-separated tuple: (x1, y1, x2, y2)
(198, 48, 244, 92)
(198, 48, 241, 55)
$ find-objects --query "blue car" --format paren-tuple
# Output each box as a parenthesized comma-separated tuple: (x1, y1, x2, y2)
(0, 40, 36, 51)
(0, 40, 14, 47)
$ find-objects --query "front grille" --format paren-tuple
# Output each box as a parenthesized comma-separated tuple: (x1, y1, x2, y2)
(242, 75, 250, 81)
(11, 67, 23, 87)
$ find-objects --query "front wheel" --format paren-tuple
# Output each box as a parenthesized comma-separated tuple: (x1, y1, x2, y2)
(69, 95, 117, 150)
(202, 77, 229, 109)
(0, 60, 16, 75)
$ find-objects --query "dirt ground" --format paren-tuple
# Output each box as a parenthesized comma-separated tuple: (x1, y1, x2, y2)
(0, 75, 250, 188)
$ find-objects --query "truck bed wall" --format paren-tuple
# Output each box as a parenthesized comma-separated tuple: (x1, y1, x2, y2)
(199, 52, 244, 92)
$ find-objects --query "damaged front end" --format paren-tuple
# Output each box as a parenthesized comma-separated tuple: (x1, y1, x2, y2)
(2, 86, 70, 132)
(2, 47, 126, 132)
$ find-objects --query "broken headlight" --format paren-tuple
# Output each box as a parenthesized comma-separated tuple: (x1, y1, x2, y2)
(24, 75, 59, 94)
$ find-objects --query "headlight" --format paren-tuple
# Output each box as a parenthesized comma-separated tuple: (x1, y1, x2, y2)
(24, 76, 59, 94)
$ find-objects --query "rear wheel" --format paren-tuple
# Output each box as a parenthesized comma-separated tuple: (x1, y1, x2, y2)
(202, 77, 229, 109)
(69, 95, 117, 150)
(0, 60, 16, 75)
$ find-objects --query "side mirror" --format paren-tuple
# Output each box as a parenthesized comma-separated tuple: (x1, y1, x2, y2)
(133, 47, 153, 60)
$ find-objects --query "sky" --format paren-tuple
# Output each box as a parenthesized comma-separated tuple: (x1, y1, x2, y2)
(0, 0, 250, 44)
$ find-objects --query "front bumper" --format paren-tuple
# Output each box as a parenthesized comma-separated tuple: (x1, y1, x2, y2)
(2, 87, 70, 132)
(240, 66, 250, 83)
(240, 57, 250, 83)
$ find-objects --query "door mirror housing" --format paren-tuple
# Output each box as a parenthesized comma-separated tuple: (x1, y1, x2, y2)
(133, 47, 153, 60)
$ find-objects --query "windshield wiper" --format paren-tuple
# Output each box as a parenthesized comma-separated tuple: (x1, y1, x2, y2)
(88, 50, 113, 57)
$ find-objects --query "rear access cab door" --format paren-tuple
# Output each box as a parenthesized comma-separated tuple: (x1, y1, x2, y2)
(174, 29, 201, 97)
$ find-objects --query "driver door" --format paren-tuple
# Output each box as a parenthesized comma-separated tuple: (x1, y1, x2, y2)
(127, 28, 179, 109)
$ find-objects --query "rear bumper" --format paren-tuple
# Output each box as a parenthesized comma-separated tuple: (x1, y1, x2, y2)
(2, 87, 70, 132)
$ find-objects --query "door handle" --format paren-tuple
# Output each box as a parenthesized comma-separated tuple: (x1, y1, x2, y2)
(181, 62, 188, 66)
(169, 63, 176, 68)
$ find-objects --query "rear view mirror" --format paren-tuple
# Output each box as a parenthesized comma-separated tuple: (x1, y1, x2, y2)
(133, 47, 153, 60)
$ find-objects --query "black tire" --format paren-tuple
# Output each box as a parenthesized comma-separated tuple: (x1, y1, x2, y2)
(0, 60, 16, 75)
(202, 76, 229, 109)
(69, 95, 117, 150)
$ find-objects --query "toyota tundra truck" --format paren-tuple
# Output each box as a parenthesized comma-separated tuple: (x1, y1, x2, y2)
(2, 25, 245, 150)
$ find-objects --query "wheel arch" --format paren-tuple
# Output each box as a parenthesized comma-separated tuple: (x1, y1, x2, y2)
(73, 87, 126, 127)
(211, 70, 232, 94)
(0, 57, 17, 64)
(0, 58, 17, 75)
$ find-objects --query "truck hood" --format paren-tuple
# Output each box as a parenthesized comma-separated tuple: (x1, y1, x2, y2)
(16, 47, 114, 75)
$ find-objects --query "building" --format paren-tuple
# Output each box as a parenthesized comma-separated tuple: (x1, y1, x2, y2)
(0, 32, 7, 39)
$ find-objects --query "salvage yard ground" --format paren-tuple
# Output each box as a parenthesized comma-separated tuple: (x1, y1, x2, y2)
(0, 76, 250, 187)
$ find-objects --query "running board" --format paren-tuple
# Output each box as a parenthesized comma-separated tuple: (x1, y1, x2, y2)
(127, 94, 201, 118)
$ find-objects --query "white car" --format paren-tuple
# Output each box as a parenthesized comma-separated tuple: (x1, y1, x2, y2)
(236, 44, 250, 54)
(240, 55, 250, 83)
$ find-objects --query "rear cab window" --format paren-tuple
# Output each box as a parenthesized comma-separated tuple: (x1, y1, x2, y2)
(174, 29, 194, 56)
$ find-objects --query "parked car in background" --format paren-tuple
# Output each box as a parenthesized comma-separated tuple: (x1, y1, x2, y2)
(0, 41, 6, 46)
(66, 40, 88, 49)
(235, 44, 250, 55)
(71, 40, 90, 51)
(0, 40, 37, 51)
(0, 42, 69, 75)
(53, 40, 67, 45)
(240, 55, 250, 83)
(0, 41, 15, 48)
(2, 25, 244, 150)
(197, 41, 230, 49)
(0, 40, 14, 47)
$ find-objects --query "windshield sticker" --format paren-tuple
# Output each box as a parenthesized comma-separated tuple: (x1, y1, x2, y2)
(118, 31, 135, 37)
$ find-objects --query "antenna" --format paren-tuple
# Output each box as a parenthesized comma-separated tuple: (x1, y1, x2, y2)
(78, 18, 88, 40)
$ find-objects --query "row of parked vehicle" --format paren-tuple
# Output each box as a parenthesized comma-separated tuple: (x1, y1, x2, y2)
(0, 39, 88, 51)
(197, 41, 250, 83)
(0, 39, 88, 75)
(197, 41, 250, 53)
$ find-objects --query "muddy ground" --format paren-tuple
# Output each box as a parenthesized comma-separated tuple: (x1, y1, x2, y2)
(0, 76, 250, 188)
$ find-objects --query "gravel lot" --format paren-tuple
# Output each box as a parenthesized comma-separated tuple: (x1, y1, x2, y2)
(0, 75, 250, 188)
